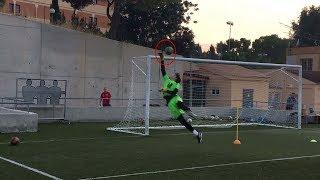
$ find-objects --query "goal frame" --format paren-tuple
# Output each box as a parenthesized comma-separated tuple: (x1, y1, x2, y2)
(107, 55, 303, 136)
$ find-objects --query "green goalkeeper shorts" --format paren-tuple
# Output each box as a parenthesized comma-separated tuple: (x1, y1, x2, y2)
(168, 95, 185, 119)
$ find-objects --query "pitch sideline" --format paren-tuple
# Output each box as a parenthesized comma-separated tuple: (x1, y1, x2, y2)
(0, 156, 62, 180)
(79, 154, 320, 180)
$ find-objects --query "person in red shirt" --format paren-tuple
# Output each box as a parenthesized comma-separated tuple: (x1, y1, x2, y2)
(100, 88, 111, 107)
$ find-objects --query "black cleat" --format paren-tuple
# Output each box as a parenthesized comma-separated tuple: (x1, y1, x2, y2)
(197, 132, 203, 143)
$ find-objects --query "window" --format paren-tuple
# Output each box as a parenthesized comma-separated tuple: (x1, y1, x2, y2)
(268, 92, 280, 109)
(301, 58, 313, 71)
(212, 88, 220, 96)
(243, 89, 254, 108)
(9, 3, 21, 14)
(9, 3, 14, 13)
(16, 4, 21, 14)
(182, 73, 208, 107)
(89, 17, 98, 25)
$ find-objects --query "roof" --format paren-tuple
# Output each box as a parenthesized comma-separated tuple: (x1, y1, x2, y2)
(287, 46, 320, 56)
(255, 69, 317, 85)
(303, 71, 320, 84)
(196, 64, 267, 80)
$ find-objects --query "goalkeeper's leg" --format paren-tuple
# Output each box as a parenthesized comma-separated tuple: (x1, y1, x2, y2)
(176, 115, 203, 143)
(177, 101, 198, 119)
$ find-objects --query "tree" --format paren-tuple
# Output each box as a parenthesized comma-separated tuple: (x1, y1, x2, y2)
(0, 0, 5, 8)
(104, 0, 200, 57)
(61, 0, 103, 36)
(50, 0, 61, 24)
(216, 41, 234, 60)
(172, 27, 202, 57)
(216, 41, 228, 56)
(106, 0, 125, 39)
(60, 12, 66, 24)
(216, 38, 251, 61)
(237, 38, 252, 60)
(106, 0, 198, 46)
(86, 21, 104, 36)
(63, 0, 93, 15)
(71, 14, 79, 29)
(292, 5, 320, 47)
(251, 34, 289, 64)
(70, 15, 103, 36)
(203, 45, 217, 59)
(238, 38, 251, 53)
(213, 35, 288, 63)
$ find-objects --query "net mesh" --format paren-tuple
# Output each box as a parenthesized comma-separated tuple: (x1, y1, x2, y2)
(108, 56, 301, 135)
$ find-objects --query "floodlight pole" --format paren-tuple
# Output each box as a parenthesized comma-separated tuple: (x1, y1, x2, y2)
(226, 21, 234, 52)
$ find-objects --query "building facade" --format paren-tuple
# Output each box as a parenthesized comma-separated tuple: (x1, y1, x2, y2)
(182, 64, 270, 109)
(0, 0, 111, 32)
(287, 46, 320, 71)
(286, 46, 320, 113)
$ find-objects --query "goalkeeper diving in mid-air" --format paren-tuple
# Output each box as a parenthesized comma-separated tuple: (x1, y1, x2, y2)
(159, 52, 203, 143)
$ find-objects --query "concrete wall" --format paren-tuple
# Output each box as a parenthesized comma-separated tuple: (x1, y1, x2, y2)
(0, 107, 38, 133)
(0, 13, 154, 107)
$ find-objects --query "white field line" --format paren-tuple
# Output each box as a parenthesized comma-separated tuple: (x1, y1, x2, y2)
(0, 156, 62, 180)
(0, 128, 318, 145)
(79, 154, 320, 180)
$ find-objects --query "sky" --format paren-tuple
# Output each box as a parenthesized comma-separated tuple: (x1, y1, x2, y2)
(187, 0, 320, 51)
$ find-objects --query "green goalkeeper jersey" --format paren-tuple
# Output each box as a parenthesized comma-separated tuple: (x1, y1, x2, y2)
(162, 75, 185, 118)
(162, 74, 181, 96)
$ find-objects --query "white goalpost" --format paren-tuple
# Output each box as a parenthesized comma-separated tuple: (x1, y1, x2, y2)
(107, 55, 302, 136)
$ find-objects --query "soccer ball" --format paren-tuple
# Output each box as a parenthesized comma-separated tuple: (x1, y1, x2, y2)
(10, 137, 20, 146)
(164, 46, 174, 55)
(187, 118, 192, 123)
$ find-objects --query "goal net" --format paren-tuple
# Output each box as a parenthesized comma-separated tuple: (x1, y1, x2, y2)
(107, 56, 302, 135)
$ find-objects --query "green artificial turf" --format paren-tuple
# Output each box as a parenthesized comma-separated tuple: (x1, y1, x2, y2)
(1, 123, 320, 180)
